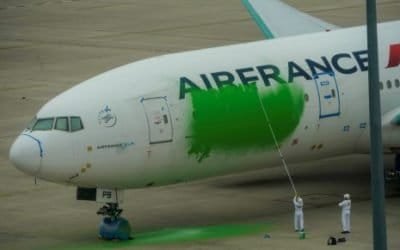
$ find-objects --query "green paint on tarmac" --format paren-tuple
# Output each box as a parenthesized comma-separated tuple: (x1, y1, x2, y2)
(188, 83, 304, 162)
(57, 223, 271, 250)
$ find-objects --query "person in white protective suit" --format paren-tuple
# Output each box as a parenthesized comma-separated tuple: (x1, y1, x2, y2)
(293, 196, 304, 232)
(338, 193, 351, 234)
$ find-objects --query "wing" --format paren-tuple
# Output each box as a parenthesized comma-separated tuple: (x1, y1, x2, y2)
(242, 0, 339, 39)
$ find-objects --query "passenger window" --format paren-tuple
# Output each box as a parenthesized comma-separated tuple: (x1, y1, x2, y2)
(395, 79, 400, 88)
(304, 94, 309, 102)
(387, 80, 392, 89)
(55, 117, 69, 131)
(33, 118, 54, 131)
(70, 117, 84, 132)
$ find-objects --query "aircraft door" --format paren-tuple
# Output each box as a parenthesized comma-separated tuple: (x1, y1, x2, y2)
(141, 97, 173, 144)
(314, 72, 341, 119)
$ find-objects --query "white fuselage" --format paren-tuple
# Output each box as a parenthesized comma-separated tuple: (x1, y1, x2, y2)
(9, 21, 400, 189)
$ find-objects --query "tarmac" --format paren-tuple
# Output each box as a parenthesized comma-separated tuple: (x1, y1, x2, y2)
(1, 0, 400, 249)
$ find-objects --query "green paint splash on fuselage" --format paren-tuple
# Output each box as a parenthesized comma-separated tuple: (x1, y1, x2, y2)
(188, 83, 304, 161)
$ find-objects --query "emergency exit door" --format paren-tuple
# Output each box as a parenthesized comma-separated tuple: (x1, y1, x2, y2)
(314, 72, 341, 119)
(141, 97, 173, 144)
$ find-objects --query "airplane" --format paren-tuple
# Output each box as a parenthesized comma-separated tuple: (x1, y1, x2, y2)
(8, 0, 400, 240)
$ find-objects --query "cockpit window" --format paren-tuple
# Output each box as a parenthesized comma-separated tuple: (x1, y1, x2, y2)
(70, 116, 84, 132)
(28, 116, 83, 132)
(55, 117, 69, 131)
(26, 117, 37, 130)
(32, 118, 54, 131)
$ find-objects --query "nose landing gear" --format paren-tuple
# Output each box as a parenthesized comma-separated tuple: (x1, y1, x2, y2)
(97, 203, 132, 240)
(76, 187, 132, 240)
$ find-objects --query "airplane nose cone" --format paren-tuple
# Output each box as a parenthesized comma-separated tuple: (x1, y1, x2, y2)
(9, 134, 42, 175)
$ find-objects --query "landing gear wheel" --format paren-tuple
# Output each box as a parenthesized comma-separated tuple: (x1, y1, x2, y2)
(97, 203, 132, 240)
(99, 217, 132, 240)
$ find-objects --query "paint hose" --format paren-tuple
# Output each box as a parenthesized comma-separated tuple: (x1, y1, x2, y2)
(257, 93, 298, 197)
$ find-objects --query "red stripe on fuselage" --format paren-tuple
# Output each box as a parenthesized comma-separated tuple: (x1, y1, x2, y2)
(387, 43, 400, 68)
